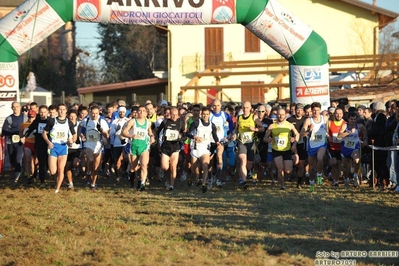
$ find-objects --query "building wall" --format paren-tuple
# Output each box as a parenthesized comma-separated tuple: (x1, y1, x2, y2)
(169, 0, 379, 105)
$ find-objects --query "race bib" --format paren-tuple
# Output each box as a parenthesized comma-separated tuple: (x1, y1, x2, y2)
(52, 129, 67, 141)
(312, 133, 324, 142)
(240, 132, 253, 143)
(200, 132, 209, 142)
(87, 130, 100, 142)
(344, 139, 356, 149)
(11, 135, 20, 143)
(332, 133, 340, 143)
(134, 128, 147, 140)
(38, 123, 46, 134)
(275, 137, 287, 148)
(165, 129, 179, 141)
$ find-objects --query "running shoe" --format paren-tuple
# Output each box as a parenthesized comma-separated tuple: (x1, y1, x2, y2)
(67, 183, 74, 190)
(216, 179, 222, 188)
(159, 170, 164, 180)
(86, 174, 91, 185)
(353, 173, 359, 187)
(180, 171, 187, 181)
(252, 172, 258, 183)
(317, 173, 323, 185)
(169, 186, 174, 191)
(309, 180, 315, 192)
(344, 178, 350, 189)
(139, 183, 146, 191)
(201, 184, 207, 193)
(207, 179, 212, 190)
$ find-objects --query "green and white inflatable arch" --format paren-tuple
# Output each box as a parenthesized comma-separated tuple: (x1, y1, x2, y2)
(0, 0, 329, 117)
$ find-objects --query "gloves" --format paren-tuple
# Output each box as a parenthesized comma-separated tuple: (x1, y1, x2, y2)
(96, 122, 102, 132)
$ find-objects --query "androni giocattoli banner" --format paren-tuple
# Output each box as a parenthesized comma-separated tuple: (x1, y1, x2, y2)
(0, 0, 329, 124)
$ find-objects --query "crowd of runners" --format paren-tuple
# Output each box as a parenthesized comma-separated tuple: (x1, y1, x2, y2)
(2, 97, 399, 194)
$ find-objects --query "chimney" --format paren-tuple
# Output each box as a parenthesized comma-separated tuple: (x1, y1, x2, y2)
(373, 0, 376, 6)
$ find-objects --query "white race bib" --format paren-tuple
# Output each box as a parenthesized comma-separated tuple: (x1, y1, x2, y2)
(134, 127, 147, 140)
(275, 137, 287, 147)
(11, 135, 20, 143)
(52, 129, 67, 141)
(165, 129, 179, 141)
(240, 132, 253, 143)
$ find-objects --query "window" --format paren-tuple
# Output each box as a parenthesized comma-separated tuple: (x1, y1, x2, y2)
(245, 28, 260, 53)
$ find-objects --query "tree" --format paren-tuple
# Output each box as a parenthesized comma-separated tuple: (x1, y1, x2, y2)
(98, 24, 167, 83)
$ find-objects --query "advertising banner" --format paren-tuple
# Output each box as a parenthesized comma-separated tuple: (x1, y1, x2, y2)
(291, 63, 330, 110)
(74, 0, 237, 25)
(245, 0, 312, 59)
(0, 0, 65, 56)
(0, 62, 19, 126)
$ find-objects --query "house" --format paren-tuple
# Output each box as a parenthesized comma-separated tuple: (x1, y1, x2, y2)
(2, 0, 398, 107)
(168, 0, 398, 105)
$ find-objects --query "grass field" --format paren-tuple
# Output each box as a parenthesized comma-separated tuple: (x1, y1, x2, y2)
(0, 173, 397, 266)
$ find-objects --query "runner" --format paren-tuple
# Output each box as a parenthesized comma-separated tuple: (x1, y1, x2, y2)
(338, 112, 368, 188)
(182, 104, 201, 186)
(20, 109, 37, 183)
(121, 105, 155, 191)
(210, 99, 235, 187)
(287, 103, 308, 189)
(264, 108, 299, 190)
(79, 105, 109, 191)
(1, 101, 28, 184)
(109, 106, 130, 183)
(42, 103, 76, 193)
(186, 106, 220, 193)
(327, 107, 346, 187)
(300, 102, 329, 192)
(234, 101, 263, 189)
(23, 105, 49, 187)
(156, 107, 185, 190)
(64, 109, 81, 190)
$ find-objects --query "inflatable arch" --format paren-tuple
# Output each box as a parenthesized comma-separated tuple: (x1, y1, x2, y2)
(0, 0, 329, 118)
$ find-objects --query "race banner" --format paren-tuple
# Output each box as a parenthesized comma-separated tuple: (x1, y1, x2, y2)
(0, 62, 18, 126)
(0, 0, 65, 55)
(74, 0, 237, 25)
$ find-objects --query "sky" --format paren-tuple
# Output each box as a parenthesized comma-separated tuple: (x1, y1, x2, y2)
(74, 0, 399, 60)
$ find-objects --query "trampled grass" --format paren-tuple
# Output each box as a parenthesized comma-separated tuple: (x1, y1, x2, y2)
(0, 174, 397, 266)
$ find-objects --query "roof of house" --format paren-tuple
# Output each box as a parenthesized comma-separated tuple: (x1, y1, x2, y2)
(330, 83, 399, 101)
(77, 77, 168, 94)
(338, 0, 398, 18)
